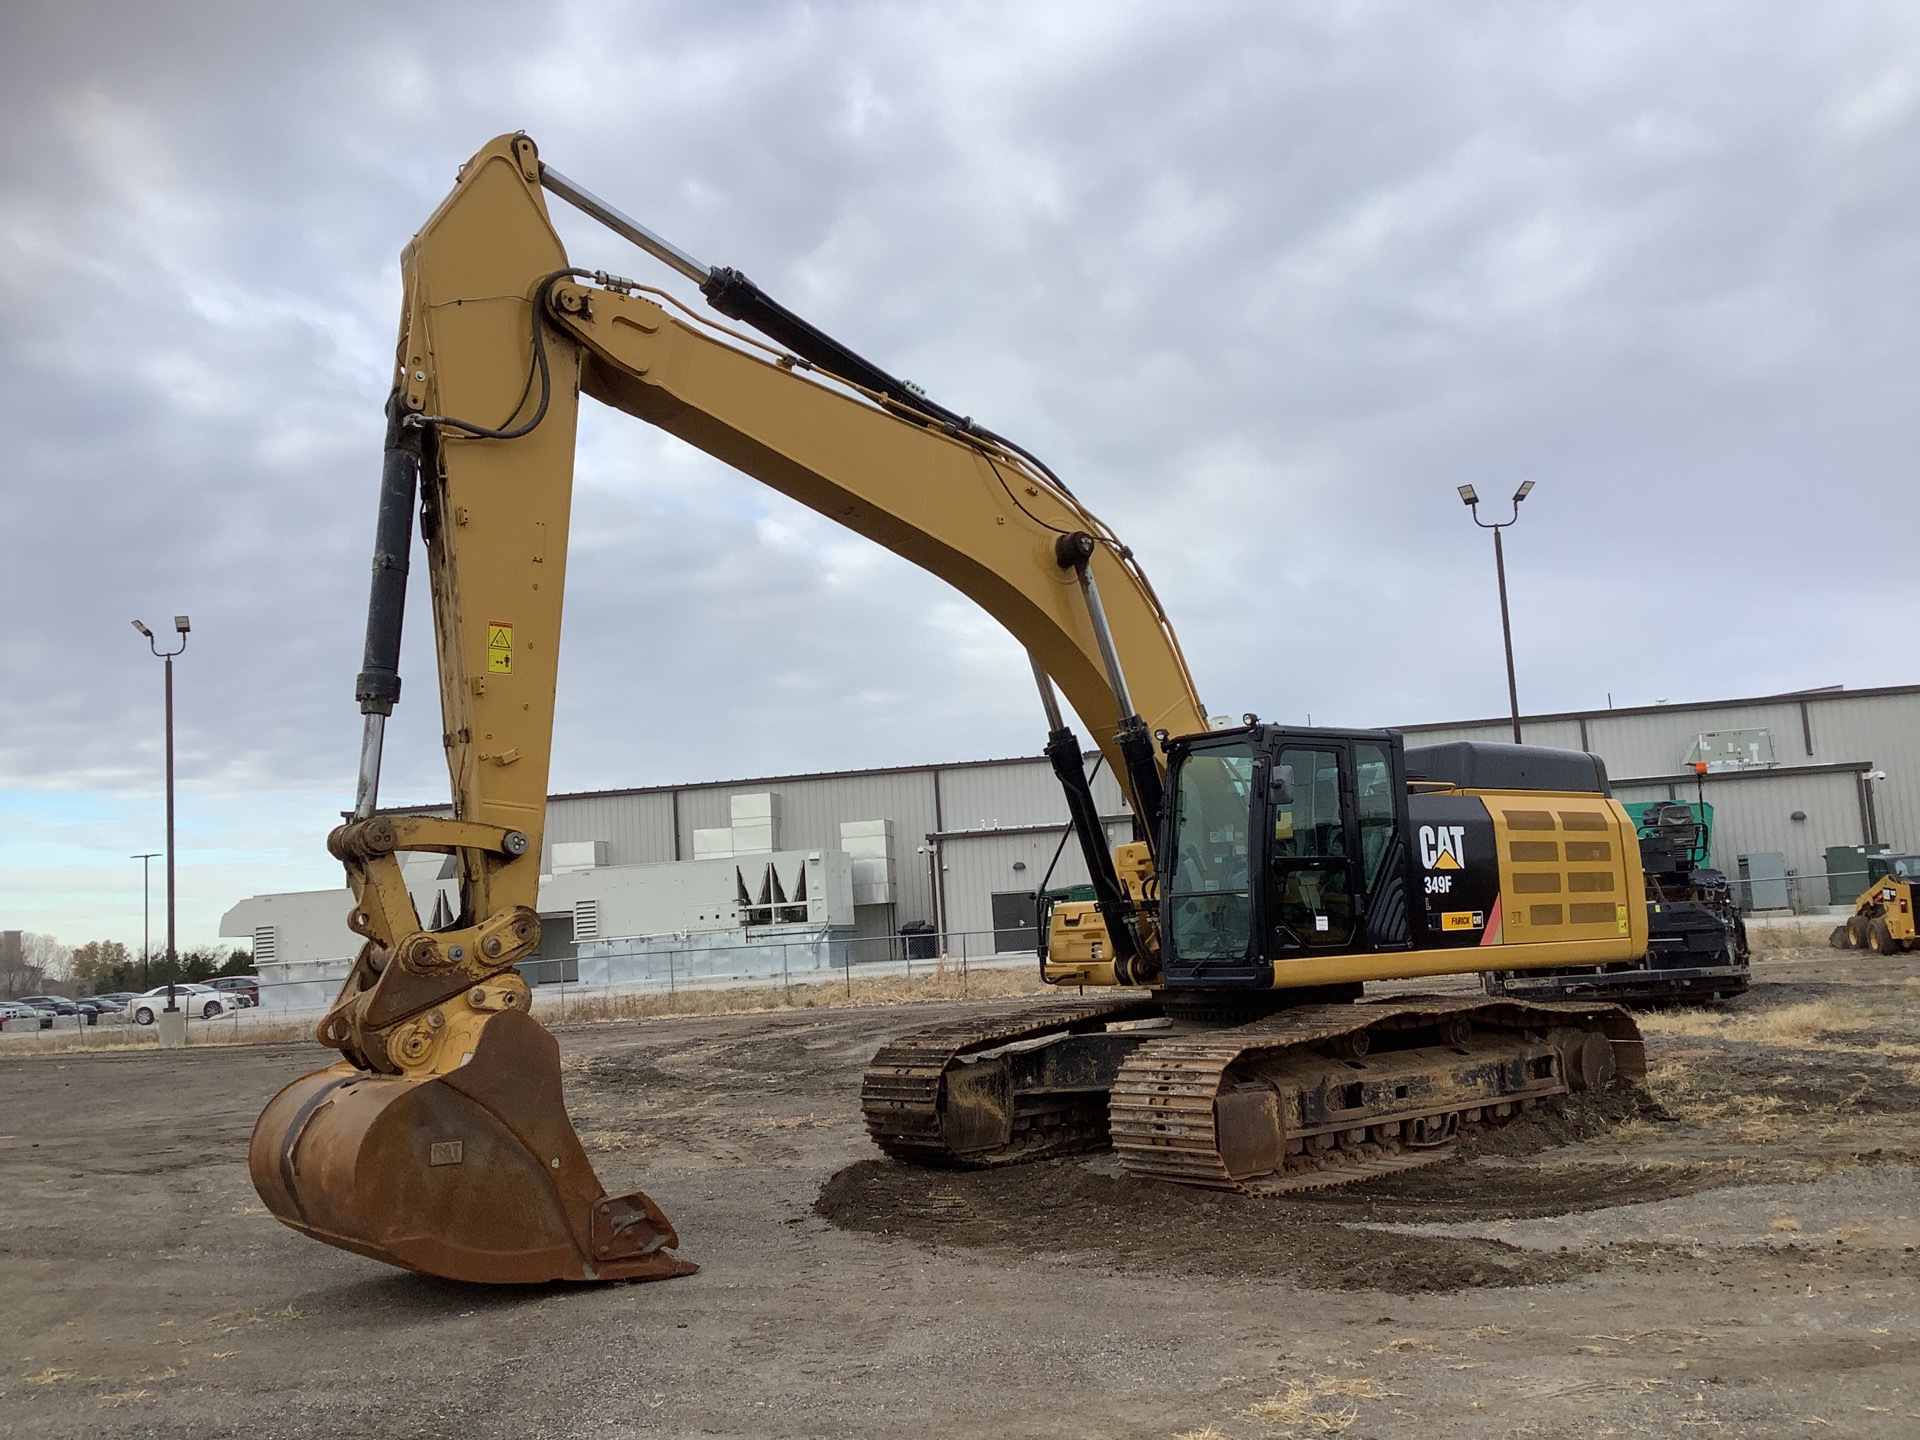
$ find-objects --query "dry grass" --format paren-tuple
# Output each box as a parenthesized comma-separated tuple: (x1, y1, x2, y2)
(530, 963, 1051, 1027)
(1240, 1376, 1384, 1433)
(0, 1017, 316, 1058)
(1637, 997, 1879, 1044)
(0, 964, 1052, 1059)
(1746, 922, 1841, 954)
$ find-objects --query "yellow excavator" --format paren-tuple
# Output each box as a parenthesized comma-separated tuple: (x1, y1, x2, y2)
(252, 134, 1649, 1283)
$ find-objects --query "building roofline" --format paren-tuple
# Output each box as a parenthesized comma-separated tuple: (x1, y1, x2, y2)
(380, 752, 1063, 815)
(1395, 682, 1920, 734)
(1611, 760, 1872, 788)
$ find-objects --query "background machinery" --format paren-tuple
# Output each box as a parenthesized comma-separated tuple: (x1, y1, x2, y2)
(1829, 853, 1920, 954)
(255, 134, 1656, 1282)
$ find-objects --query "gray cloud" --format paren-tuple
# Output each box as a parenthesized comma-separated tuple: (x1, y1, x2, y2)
(2, 0, 1917, 943)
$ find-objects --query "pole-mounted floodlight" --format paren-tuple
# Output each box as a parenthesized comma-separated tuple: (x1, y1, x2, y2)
(133, 615, 191, 1021)
(1456, 485, 1536, 742)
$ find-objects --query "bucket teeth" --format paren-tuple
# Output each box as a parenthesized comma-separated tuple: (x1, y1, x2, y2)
(250, 1006, 694, 1284)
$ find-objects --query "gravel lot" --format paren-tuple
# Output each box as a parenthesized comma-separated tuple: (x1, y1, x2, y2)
(3, 949, 1917, 1438)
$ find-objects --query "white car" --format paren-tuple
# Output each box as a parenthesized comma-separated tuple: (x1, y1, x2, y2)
(126, 985, 234, 1024)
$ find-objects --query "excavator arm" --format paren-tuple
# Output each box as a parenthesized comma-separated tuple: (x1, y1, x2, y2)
(250, 133, 1208, 1283)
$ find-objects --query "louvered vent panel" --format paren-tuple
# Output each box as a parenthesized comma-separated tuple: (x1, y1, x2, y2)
(573, 899, 600, 941)
(253, 926, 277, 963)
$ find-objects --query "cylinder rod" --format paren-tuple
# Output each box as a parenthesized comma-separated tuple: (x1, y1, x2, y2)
(354, 713, 387, 821)
(539, 164, 711, 286)
(1029, 653, 1066, 733)
(1074, 563, 1134, 719)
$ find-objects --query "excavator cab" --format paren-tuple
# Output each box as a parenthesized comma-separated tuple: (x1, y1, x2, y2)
(1159, 726, 1413, 988)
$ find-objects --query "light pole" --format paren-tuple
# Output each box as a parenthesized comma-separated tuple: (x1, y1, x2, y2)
(1456, 482, 1534, 743)
(132, 616, 190, 1014)
(131, 852, 160, 988)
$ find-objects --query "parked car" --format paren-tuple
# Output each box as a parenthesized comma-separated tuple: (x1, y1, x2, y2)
(0, 1000, 46, 1027)
(18, 994, 78, 1017)
(126, 985, 234, 1024)
(209, 976, 259, 1007)
(90, 992, 140, 1010)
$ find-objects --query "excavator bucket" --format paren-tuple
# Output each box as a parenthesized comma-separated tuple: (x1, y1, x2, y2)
(249, 1007, 696, 1284)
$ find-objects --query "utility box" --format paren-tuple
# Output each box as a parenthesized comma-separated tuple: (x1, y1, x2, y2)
(1826, 844, 1892, 905)
(1737, 851, 1791, 912)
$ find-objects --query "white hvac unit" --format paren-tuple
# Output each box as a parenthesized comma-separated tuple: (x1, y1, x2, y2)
(551, 840, 609, 874)
(694, 792, 782, 858)
(839, 818, 896, 906)
(691, 827, 735, 860)
(727, 792, 780, 854)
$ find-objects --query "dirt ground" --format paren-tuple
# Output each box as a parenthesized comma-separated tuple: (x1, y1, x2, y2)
(3, 949, 1919, 1439)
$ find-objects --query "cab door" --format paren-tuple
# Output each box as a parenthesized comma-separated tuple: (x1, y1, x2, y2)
(1264, 735, 1408, 956)
(1266, 743, 1357, 951)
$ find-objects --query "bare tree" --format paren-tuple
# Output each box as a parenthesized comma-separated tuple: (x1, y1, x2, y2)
(25, 932, 70, 982)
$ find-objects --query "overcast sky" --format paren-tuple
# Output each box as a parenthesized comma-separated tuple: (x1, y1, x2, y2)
(2, 0, 1916, 952)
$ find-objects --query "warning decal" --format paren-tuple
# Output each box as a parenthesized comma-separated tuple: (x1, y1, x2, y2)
(487, 621, 513, 674)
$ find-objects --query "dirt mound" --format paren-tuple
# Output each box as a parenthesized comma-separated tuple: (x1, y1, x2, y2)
(815, 1096, 1726, 1293)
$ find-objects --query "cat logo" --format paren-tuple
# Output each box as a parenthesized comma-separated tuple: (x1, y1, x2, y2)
(1418, 824, 1467, 871)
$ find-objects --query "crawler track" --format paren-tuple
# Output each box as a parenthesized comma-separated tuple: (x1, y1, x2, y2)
(862, 992, 1643, 1193)
(1110, 996, 1643, 1195)
(860, 996, 1159, 1166)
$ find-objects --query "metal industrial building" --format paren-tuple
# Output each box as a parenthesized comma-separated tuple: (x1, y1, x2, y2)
(224, 681, 1917, 1006)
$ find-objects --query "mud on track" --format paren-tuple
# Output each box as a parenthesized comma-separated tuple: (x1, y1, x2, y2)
(4, 950, 1920, 1439)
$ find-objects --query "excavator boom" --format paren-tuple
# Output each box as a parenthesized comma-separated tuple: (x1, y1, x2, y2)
(250, 134, 1207, 1282)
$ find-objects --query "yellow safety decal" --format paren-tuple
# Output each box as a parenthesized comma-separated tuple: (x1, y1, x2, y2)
(487, 622, 513, 674)
(1616, 904, 1630, 934)
(1440, 911, 1480, 931)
